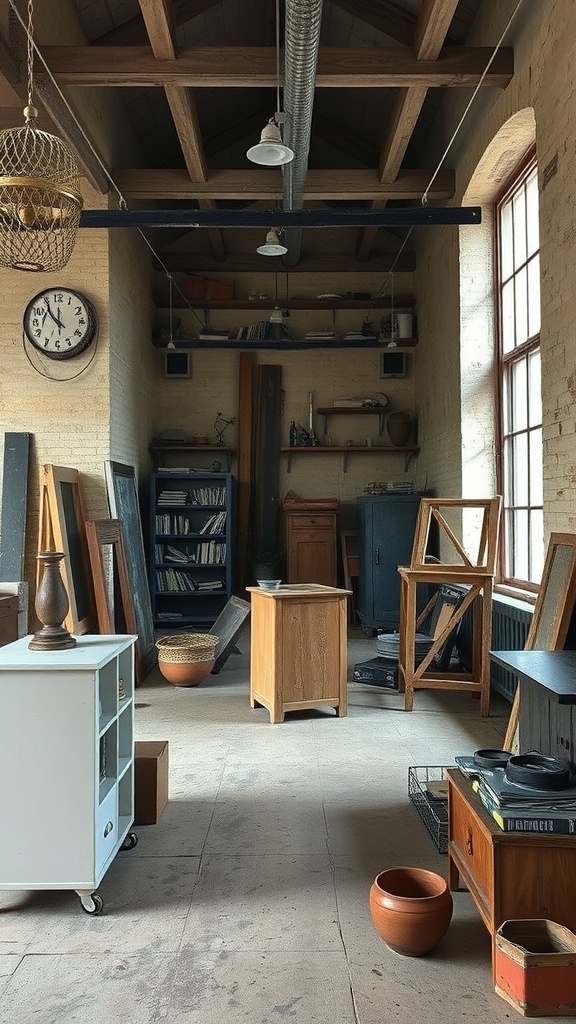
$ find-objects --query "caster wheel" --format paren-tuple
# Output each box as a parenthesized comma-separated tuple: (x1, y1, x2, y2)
(121, 832, 138, 851)
(80, 893, 104, 915)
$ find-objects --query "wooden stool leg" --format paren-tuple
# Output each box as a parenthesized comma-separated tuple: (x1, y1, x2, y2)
(401, 578, 417, 711)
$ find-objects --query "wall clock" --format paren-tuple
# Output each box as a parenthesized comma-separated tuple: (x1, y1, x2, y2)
(23, 288, 98, 360)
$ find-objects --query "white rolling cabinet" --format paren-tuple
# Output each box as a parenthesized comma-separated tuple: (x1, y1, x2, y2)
(0, 634, 138, 915)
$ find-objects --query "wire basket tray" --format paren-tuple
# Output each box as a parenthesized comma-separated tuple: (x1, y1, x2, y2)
(408, 766, 451, 854)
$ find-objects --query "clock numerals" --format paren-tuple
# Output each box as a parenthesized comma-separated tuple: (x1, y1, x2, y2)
(24, 289, 97, 360)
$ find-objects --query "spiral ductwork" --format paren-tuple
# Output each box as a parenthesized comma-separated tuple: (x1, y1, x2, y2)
(282, 0, 323, 266)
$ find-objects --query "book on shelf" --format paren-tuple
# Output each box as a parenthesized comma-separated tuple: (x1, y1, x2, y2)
(472, 779, 576, 833)
(198, 331, 231, 341)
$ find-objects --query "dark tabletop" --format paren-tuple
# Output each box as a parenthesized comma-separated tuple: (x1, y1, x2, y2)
(490, 649, 576, 704)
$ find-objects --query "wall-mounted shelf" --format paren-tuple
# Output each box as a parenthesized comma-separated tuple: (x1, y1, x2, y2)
(150, 445, 236, 470)
(158, 298, 414, 311)
(280, 445, 420, 473)
(316, 405, 390, 436)
(153, 337, 417, 351)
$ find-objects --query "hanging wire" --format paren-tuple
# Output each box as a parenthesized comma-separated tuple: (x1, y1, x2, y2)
(276, 0, 281, 117)
(7, 0, 207, 329)
(363, 0, 526, 326)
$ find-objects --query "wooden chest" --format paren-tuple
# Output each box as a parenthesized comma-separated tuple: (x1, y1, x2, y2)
(0, 596, 18, 646)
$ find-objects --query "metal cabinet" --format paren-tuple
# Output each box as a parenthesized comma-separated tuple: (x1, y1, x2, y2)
(356, 493, 422, 633)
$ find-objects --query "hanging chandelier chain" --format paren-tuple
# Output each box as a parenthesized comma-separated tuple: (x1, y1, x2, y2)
(275, 0, 281, 117)
(25, 0, 34, 113)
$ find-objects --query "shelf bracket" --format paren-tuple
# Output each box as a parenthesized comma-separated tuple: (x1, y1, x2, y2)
(286, 452, 292, 473)
(404, 450, 418, 472)
(378, 412, 385, 436)
(341, 452, 349, 473)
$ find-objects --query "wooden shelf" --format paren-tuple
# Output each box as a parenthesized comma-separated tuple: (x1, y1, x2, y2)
(153, 337, 417, 351)
(316, 404, 390, 435)
(280, 445, 420, 473)
(159, 298, 414, 311)
(150, 445, 236, 470)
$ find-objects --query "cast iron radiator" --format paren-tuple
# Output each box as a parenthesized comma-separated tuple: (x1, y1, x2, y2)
(456, 597, 533, 701)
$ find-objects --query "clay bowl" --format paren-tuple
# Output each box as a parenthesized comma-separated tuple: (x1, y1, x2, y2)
(158, 657, 215, 687)
(369, 866, 453, 956)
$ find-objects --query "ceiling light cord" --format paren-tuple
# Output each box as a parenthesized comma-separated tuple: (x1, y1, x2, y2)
(364, 0, 526, 324)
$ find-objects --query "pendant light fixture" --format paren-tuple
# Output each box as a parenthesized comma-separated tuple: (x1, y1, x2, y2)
(0, 0, 82, 272)
(246, 0, 294, 167)
(257, 228, 288, 256)
(269, 261, 286, 325)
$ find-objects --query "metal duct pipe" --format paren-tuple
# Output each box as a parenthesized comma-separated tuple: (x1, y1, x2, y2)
(282, 0, 323, 266)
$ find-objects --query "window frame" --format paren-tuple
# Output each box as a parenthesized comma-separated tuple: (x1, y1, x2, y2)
(495, 148, 542, 593)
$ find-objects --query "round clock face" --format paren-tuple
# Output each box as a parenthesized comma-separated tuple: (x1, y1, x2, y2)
(23, 288, 97, 360)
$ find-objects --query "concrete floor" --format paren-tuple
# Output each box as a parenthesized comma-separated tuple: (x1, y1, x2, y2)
(0, 628, 558, 1022)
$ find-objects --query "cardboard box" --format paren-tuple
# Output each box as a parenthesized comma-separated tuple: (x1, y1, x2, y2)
(495, 919, 576, 1016)
(0, 595, 18, 646)
(134, 740, 169, 825)
(204, 278, 234, 301)
(183, 275, 206, 300)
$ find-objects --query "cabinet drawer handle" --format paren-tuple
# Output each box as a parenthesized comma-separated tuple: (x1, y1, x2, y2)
(374, 547, 380, 565)
(465, 830, 473, 856)
(104, 821, 114, 838)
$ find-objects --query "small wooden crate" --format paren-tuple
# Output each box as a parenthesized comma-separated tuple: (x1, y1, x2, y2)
(495, 919, 576, 1016)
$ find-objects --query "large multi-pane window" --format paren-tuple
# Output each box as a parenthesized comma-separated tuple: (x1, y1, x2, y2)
(496, 158, 543, 588)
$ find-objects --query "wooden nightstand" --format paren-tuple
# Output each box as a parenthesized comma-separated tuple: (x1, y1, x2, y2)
(448, 769, 576, 973)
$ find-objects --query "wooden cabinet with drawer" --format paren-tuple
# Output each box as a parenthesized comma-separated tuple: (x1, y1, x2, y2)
(448, 769, 576, 959)
(285, 511, 337, 587)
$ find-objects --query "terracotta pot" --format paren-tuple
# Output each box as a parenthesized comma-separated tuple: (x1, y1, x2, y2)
(158, 657, 215, 687)
(369, 866, 453, 956)
(386, 411, 412, 447)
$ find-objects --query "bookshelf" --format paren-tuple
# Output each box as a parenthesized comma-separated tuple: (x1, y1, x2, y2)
(149, 470, 235, 628)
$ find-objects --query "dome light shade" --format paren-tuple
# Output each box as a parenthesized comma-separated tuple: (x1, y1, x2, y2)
(247, 120, 294, 166)
(257, 229, 287, 256)
(269, 306, 284, 324)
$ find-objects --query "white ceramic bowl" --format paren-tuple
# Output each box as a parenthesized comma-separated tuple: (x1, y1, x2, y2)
(256, 579, 282, 589)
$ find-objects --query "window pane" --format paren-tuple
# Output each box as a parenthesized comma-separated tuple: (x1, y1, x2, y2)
(529, 427, 543, 505)
(513, 432, 528, 504)
(526, 172, 539, 257)
(512, 509, 529, 581)
(528, 349, 542, 425)
(501, 201, 514, 280)
(511, 358, 528, 431)
(527, 255, 541, 337)
(504, 509, 514, 578)
(502, 435, 513, 505)
(529, 508, 544, 584)
(502, 279, 515, 352)
(513, 190, 527, 270)
(514, 266, 528, 346)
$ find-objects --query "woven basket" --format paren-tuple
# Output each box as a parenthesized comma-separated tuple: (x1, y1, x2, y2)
(155, 633, 219, 664)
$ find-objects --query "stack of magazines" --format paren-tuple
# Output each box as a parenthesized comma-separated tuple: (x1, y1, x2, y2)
(456, 755, 576, 833)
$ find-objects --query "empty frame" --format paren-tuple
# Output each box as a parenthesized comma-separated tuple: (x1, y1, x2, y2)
(39, 464, 96, 635)
(105, 461, 156, 680)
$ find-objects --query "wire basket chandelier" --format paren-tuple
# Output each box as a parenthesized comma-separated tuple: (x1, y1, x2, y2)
(0, 0, 82, 272)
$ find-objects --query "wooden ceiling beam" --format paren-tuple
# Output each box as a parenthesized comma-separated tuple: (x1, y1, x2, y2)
(155, 252, 416, 273)
(112, 167, 455, 201)
(0, 29, 109, 193)
(95, 0, 223, 46)
(329, 0, 416, 47)
(40, 45, 513, 88)
(358, 0, 461, 258)
(138, 0, 225, 259)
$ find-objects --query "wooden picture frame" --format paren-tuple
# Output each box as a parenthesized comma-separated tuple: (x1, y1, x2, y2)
(104, 461, 156, 680)
(504, 532, 576, 750)
(39, 464, 96, 635)
(85, 518, 147, 685)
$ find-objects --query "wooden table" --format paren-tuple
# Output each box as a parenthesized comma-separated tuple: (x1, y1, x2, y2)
(246, 583, 350, 723)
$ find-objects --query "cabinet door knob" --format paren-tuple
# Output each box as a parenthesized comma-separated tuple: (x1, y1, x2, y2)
(374, 547, 380, 565)
(104, 821, 114, 838)
(465, 830, 473, 856)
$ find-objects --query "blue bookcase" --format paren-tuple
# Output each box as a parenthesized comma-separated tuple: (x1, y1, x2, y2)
(150, 471, 235, 628)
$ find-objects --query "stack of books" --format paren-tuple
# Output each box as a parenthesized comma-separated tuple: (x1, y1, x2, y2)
(456, 755, 576, 833)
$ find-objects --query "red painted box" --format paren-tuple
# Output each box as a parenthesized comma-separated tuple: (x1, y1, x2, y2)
(495, 919, 576, 1017)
